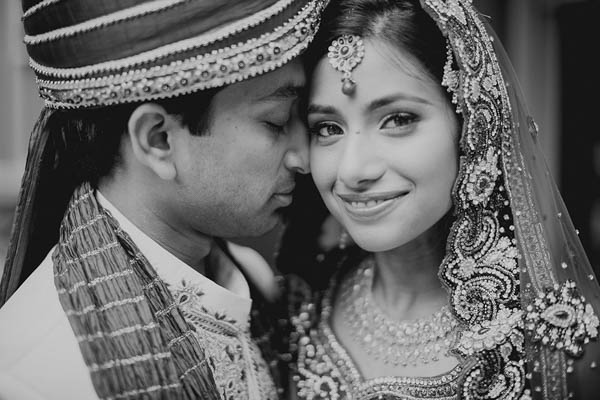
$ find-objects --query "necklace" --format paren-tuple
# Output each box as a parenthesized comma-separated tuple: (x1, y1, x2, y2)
(339, 258, 459, 366)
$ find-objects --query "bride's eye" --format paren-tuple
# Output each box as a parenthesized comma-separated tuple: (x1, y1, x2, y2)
(309, 122, 344, 138)
(380, 112, 418, 130)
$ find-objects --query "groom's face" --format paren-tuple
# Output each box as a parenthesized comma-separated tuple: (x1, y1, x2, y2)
(173, 59, 310, 238)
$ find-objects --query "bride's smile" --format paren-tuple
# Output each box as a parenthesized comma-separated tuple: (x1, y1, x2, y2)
(309, 40, 459, 253)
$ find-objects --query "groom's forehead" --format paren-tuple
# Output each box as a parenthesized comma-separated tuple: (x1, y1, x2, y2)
(242, 61, 307, 102)
(247, 82, 306, 111)
(258, 83, 305, 102)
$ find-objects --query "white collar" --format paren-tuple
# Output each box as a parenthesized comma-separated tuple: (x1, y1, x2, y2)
(96, 191, 252, 328)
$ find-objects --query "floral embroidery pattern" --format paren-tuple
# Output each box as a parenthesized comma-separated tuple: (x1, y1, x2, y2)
(443, 213, 520, 327)
(168, 278, 277, 400)
(170, 279, 238, 325)
(460, 147, 502, 207)
(426, 0, 467, 25)
(457, 307, 523, 356)
(525, 280, 599, 357)
(172, 279, 205, 307)
(423, 0, 526, 398)
(422, 1, 600, 399)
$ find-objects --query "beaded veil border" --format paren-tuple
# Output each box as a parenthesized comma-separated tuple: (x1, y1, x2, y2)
(421, 0, 600, 399)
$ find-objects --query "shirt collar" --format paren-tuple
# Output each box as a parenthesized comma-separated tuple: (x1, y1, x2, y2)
(96, 190, 252, 328)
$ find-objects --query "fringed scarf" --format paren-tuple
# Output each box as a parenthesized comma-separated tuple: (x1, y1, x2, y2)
(52, 182, 220, 400)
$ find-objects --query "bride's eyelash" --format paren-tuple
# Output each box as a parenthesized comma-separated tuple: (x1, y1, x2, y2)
(380, 112, 419, 129)
(308, 122, 344, 138)
(307, 112, 418, 139)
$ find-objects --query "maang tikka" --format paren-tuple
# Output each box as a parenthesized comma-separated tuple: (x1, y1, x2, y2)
(328, 35, 365, 95)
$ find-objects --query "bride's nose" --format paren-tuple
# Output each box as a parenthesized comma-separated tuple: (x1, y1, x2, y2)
(337, 131, 385, 190)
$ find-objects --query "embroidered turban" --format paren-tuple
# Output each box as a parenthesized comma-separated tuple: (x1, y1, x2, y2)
(22, 0, 327, 109)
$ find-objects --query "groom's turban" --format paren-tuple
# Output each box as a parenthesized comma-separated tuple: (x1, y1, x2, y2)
(22, 0, 327, 109)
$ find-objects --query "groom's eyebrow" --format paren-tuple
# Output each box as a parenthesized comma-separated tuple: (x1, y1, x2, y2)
(259, 83, 305, 102)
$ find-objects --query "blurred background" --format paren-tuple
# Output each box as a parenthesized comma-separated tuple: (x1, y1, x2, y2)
(0, 0, 598, 277)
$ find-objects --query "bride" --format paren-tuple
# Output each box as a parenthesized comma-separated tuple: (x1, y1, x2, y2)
(276, 0, 600, 398)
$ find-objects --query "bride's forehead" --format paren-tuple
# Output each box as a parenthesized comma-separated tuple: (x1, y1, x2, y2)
(309, 41, 442, 109)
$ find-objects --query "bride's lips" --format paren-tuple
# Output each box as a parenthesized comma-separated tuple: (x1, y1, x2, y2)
(336, 190, 408, 220)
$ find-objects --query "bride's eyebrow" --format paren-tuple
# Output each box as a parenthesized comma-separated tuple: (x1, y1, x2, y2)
(307, 103, 340, 115)
(365, 94, 432, 113)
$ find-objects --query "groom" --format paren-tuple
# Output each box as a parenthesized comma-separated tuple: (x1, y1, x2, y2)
(0, 0, 327, 399)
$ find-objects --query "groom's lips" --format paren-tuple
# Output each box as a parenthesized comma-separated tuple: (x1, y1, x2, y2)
(273, 184, 296, 205)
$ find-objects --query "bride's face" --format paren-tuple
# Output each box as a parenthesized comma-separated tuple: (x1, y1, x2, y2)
(308, 39, 459, 252)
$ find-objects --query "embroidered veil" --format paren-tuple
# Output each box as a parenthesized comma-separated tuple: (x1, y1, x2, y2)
(418, 0, 600, 398)
(278, 0, 600, 398)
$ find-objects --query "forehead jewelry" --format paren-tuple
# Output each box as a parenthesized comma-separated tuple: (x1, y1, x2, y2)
(328, 35, 365, 95)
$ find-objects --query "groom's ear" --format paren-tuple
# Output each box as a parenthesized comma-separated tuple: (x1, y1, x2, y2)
(126, 103, 185, 181)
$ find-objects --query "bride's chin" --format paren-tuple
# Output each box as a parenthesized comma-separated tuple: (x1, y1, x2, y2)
(351, 235, 405, 253)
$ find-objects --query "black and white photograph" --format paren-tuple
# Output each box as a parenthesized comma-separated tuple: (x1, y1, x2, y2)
(0, 1, 599, 399)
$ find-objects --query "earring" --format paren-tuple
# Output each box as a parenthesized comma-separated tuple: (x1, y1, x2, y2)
(339, 230, 349, 250)
(441, 42, 460, 108)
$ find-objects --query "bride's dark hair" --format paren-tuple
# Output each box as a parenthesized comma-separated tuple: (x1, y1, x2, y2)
(305, 0, 448, 83)
(277, 0, 451, 287)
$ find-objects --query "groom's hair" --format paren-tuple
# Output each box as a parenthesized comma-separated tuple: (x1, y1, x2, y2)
(50, 87, 220, 188)
(13, 87, 219, 287)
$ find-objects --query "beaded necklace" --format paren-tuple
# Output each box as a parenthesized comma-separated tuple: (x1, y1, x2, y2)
(292, 258, 465, 400)
(340, 258, 459, 366)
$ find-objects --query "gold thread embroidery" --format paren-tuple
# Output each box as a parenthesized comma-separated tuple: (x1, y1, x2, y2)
(180, 358, 208, 379)
(61, 241, 120, 266)
(67, 214, 106, 241)
(89, 351, 172, 372)
(76, 322, 159, 342)
(102, 382, 181, 400)
(64, 295, 146, 316)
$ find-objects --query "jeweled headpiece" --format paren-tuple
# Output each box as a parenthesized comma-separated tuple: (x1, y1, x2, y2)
(22, 0, 328, 109)
(327, 34, 365, 95)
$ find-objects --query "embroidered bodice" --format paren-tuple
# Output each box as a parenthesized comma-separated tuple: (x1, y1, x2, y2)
(290, 273, 465, 400)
